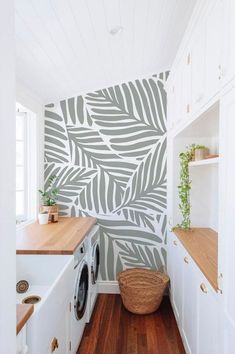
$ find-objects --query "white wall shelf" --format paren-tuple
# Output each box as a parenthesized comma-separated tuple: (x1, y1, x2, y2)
(189, 157, 219, 167)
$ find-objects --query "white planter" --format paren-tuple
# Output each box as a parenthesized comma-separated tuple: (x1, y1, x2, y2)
(38, 213, 49, 225)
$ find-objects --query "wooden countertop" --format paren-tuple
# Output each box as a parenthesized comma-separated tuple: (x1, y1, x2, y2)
(16, 304, 33, 335)
(173, 228, 218, 291)
(16, 217, 97, 255)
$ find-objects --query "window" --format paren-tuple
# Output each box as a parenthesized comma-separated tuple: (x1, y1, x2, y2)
(16, 112, 27, 220)
(16, 104, 37, 224)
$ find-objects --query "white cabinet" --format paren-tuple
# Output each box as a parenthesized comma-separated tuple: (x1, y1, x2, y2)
(167, 0, 224, 131)
(191, 21, 206, 113)
(197, 275, 220, 354)
(204, 0, 223, 102)
(219, 84, 235, 354)
(167, 236, 221, 354)
(170, 235, 183, 323)
(167, 81, 175, 131)
(180, 50, 191, 118)
(45, 304, 70, 354)
(222, 0, 235, 85)
(17, 327, 28, 354)
(167, 1, 235, 353)
(182, 253, 197, 354)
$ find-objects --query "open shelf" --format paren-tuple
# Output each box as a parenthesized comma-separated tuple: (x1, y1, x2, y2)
(173, 227, 218, 291)
(189, 157, 219, 167)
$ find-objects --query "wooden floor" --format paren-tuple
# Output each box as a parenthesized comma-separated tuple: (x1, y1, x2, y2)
(77, 295, 185, 354)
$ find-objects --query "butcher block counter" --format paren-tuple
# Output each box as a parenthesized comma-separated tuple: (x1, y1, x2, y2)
(16, 217, 97, 255)
(17, 304, 33, 334)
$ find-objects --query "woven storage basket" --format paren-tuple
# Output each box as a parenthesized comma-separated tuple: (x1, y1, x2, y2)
(118, 268, 169, 315)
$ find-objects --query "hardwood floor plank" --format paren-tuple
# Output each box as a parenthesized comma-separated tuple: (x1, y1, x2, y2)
(77, 295, 185, 354)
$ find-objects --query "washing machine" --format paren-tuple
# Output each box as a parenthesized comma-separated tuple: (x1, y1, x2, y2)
(70, 238, 89, 354)
(87, 225, 100, 323)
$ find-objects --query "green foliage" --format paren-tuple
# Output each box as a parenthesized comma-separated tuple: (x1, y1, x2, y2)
(38, 175, 59, 206)
(175, 144, 196, 230)
(194, 144, 206, 150)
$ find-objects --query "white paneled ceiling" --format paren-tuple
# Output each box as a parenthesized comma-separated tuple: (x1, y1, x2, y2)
(15, 0, 196, 103)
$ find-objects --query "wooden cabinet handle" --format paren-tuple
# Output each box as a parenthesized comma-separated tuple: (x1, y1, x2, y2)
(200, 283, 208, 294)
(184, 257, 189, 264)
(173, 240, 177, 246)
(51, 337, 59, 352)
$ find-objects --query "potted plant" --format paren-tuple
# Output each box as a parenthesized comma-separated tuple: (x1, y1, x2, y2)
(38, 175, 59, 221)
(194, 144, 209, 161)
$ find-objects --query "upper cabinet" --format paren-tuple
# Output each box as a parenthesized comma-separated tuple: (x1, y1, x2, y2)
(166, 0, 225, 131)
(180, 49, 191, 118)
(222, 0, 235, 86)
(191, 20, 206, 113)
(204, 0, 223, 101)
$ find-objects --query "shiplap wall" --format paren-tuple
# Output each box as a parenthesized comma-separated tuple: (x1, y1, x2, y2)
(15, 0, 196, 102)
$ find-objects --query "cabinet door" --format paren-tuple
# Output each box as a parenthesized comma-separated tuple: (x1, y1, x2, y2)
(197, 277, 220, 354)
(17, 327, 27, 354)
(180, 50, 191, 119)
(191, 21, 206, 112)
(204, 0, 223, 102)
(222, 0, 235, 85)
(167, 232, 175, 295)
(45, 305, 70, 354)
(171, 235, 183, 324)
(182, 254, 197, 354)
(219, 85, 235, 353)
(167, 83, 175, 131)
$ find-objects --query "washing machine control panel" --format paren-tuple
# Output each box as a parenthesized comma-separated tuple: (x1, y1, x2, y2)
(73, 239, 88, 268)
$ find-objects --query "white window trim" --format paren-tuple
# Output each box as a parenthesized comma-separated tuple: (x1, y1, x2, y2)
(16, 104, 37, 228)
(16, 112, 28, 222)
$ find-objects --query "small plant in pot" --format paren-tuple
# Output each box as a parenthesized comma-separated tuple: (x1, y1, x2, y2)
(193, 144, 208, 161)
(38, 175, 59, 222)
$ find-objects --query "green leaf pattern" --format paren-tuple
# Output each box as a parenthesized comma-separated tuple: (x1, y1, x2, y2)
(44, 73, 168, 280)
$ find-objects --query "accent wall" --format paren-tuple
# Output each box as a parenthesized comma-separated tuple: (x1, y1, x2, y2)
(44, 72, 168, 280)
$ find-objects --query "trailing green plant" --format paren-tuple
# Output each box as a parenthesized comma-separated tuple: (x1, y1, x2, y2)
(174, 144, 198, 230)
(38, 175, 59, 206)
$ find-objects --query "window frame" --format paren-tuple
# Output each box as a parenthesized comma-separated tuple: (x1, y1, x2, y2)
(16, 105, 37, 226)
(16, 112, 28, 222)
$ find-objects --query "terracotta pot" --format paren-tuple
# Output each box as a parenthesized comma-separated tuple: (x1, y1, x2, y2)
(39, 205, 59, 221)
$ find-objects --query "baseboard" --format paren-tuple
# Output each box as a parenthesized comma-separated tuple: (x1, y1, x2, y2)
(97, 280, 120, 294)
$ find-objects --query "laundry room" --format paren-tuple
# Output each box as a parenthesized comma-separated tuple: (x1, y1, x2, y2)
(1, 0, 235, 353)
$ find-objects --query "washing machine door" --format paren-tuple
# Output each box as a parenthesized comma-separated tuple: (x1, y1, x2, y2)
(74, 261, 88, 320)
(91, 243, 100, 285)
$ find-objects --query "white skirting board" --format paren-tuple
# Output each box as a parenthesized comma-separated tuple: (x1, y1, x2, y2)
(97, 281, 120, 294)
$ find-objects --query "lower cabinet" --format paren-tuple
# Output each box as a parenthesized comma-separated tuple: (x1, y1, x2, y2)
(168, 235, 222, 354)
(17, 326, 28, 354)
(197, 275, 220, 354)
(182, 253, 197, 354)
(168, 232, 183, 322)
(45, 305, 70, 354)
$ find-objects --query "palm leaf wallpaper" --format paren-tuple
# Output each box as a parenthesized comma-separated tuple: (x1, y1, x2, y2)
(44, 72, 168, 280)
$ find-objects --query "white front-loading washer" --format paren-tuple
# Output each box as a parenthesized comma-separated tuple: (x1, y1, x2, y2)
(87, 225, 100, 323)
(70, 239, 89, 354)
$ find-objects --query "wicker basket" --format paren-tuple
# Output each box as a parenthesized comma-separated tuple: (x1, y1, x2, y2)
(117, 268, 169, 315)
